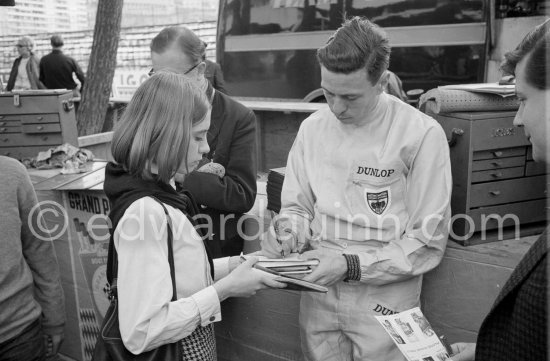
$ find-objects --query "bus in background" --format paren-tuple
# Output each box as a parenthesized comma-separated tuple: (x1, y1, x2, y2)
(216, 0, 488, 102)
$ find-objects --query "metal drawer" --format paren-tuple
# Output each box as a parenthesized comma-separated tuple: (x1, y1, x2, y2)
(0, 118, 22, 127)
(472, 147, 526, 161)
(471, 166, 524, 183)
(452, 198, 548, 236)
(0, 115, 21, 121)
(22, 123, 61, 134)
(526, 161, 548, 176)
(0, 133, 63, 146)
(471, 116, 530, 151)
(0, 125, 22, 133)
(470, 175, 548, 207)
(0, 114, 58, 123)
(18, 114, 59, 124)
(472, 156, 525, 171)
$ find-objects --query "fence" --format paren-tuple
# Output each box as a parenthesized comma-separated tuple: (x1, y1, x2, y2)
(0, 20, 217, 88)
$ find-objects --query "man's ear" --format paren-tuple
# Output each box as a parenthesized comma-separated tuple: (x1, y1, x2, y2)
(377, 71, 390, 94)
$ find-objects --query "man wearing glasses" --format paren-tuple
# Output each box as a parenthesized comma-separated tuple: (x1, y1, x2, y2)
(150, 26, 257, 258)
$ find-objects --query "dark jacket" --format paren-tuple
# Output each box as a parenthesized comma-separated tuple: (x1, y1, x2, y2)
(182, 86, 257, 257)
(475, 228, 548, 361)
(204, 60, 228, 94)
(7, 54, 45, 91)
(39, 49, 85, 90)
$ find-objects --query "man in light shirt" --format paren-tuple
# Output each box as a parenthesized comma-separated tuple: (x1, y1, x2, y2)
(262, 17, 452, 361)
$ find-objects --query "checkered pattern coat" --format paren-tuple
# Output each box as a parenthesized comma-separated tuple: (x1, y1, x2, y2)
(475, 228, 548, 361)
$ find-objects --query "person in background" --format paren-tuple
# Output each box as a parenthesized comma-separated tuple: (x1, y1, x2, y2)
(39, 34, 86, 97)
(447, 19, 549, 361)
(0, 156, 65, 360)
(202, 41, 228, 94)
(103, 71, 284, 356)
(6, 36, 45, 91)
(261, 17, 452, 361)
(150, 26, 257, 258)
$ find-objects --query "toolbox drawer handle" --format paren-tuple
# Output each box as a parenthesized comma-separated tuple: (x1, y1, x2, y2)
(0, 122, 5, 126)
(42, 136, 48, 141)
(36, 126, 43, 131)
(490, 172, 503, 178)
(0, 128, 6, 132)
(490, 161, 502, 167)
(2, 138, 7, 142)
(489, 190, 501, 196)
(36, 116, 43, 121)
(0, 116, 3, 120)
(492, 151, 503, 157)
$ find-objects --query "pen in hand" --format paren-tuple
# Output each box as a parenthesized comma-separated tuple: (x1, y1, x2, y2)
(273, 219, 286, 259)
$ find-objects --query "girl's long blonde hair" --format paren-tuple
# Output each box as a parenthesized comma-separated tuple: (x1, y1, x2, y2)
(111, 71, 210, 183)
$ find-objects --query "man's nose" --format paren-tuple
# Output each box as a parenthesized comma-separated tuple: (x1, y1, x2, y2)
(513, 107, 524, 127)
(331, 97, 347, 116)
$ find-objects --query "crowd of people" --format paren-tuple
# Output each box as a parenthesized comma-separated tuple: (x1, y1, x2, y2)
(5, 34, 85, 94)
(0, 15, 547, 361)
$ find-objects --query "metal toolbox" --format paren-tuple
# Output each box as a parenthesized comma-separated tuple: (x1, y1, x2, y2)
(0, 90, 78, 160)
(434, 110, 548, 245)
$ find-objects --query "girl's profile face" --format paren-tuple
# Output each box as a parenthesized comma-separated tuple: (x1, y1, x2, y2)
(178, 111, 211, 174)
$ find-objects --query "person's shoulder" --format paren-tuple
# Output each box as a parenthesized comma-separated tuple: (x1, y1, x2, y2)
(387, 94, 442, 132)
(301, 105, 332, 128)
(214, 91, 254, 118)
(125, 196, 164, 214)
(0, 156, 30, 188)
(0, 155, 26, 175)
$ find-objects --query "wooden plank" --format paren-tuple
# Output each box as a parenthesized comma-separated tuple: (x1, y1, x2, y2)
(422, 233, 539, 343)
(33, 161, 107, 191)
(57, 168, 106, 190)
(0, 133, 63, 146)
(216, 290, 303, 361)
(78, 131, 113, 148)
(239, 100, 326, 113)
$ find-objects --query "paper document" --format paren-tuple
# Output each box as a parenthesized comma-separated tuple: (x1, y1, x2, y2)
(439, 83, 515, 97)
(375, 307, 451, 361)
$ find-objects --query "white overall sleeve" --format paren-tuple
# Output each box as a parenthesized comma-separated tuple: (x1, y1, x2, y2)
(278, 127, 315, 248)
(355, 126, 452, 285)
(115, 199, 221, 354)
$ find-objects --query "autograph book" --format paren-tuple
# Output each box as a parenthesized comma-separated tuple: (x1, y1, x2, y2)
(243, 254, 327, 293)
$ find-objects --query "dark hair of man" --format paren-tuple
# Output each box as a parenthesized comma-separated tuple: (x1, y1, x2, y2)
(317, 16, 390, 85)
(150, 26, 205, 64)
(50, 35, 63, 48)
(501, 20, 550, 90)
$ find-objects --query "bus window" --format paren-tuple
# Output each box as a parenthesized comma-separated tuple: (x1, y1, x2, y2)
(223, 0, 344, 36)
(347, 0, 485, 27)
(218, 0, 489, 100)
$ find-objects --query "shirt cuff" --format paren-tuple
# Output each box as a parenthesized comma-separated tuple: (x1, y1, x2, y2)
(213, 257, 231, 281)
(191, 286, 221, 327)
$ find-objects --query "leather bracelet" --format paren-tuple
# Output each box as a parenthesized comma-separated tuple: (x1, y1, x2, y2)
(343, 253, 361, 282)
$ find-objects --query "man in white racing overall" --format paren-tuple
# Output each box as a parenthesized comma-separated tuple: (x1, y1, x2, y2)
(262, 17, 452, 361)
